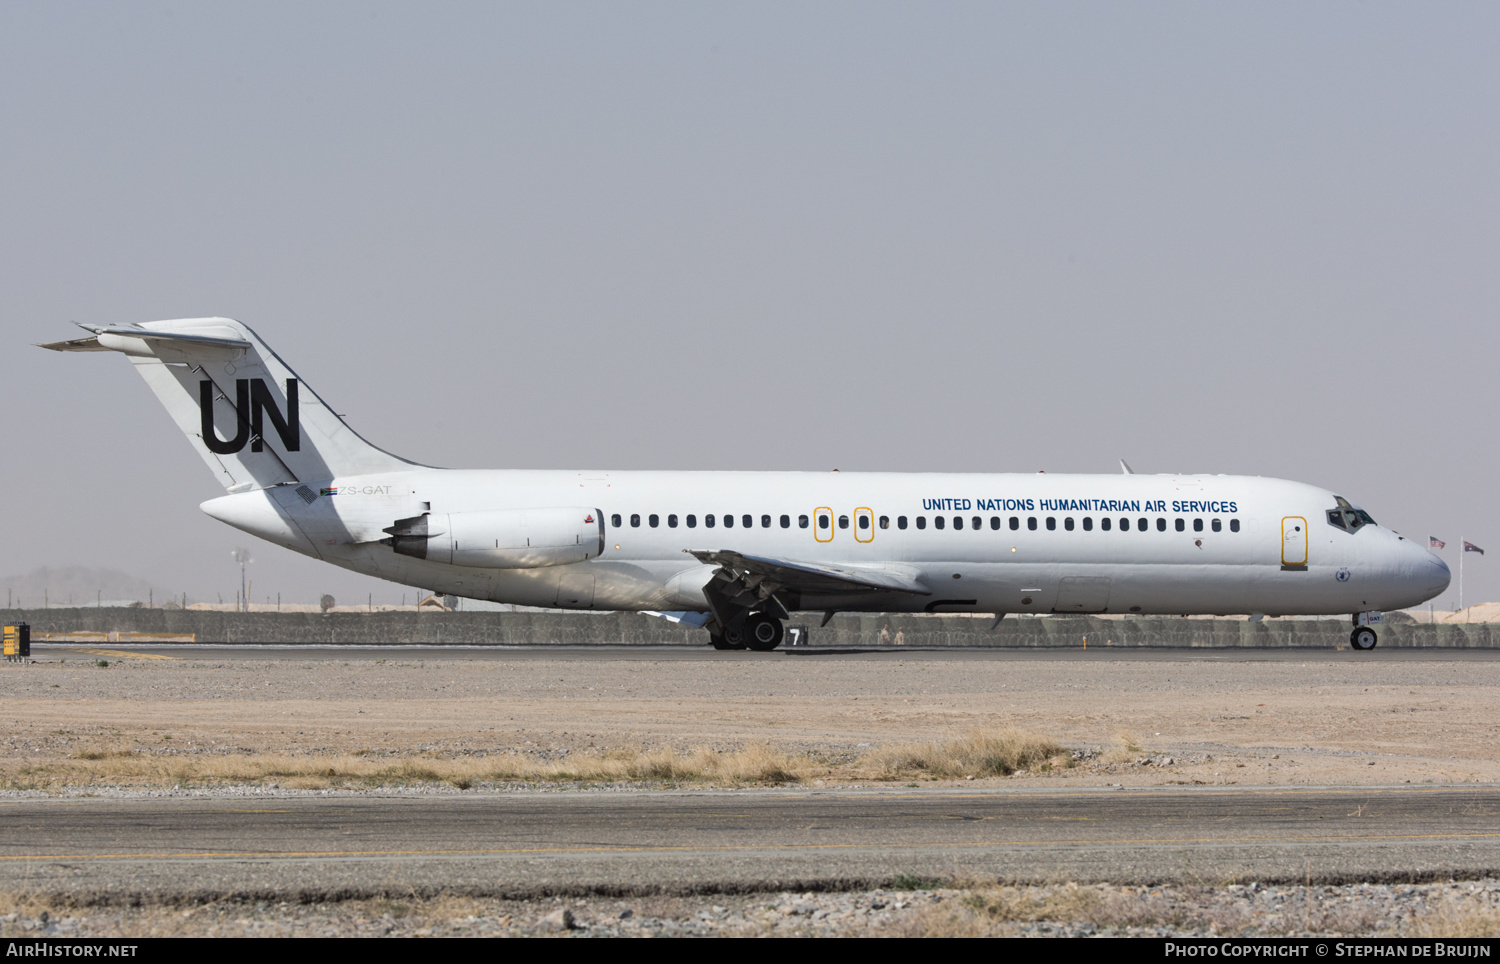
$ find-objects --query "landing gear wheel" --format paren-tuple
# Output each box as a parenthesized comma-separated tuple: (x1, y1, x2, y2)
(1350, 627, 1378, 651)
(745, 612, 785, 652)
(710, 628, 747, 651)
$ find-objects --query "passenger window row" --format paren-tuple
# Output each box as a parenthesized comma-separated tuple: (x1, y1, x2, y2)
(607, 512, 1240, 534)
(611, 513, 808, 530)
(896, 515, 1239, 533)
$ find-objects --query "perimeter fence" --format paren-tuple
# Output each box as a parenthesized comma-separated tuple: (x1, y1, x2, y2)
(0, 607, 1492, 648)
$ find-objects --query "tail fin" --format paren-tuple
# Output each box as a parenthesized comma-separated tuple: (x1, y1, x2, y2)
(41, 318, 417, 491)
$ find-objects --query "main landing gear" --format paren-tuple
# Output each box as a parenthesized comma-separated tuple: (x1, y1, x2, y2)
(709, 612, 785, 651)
(698, 560, 791, 652)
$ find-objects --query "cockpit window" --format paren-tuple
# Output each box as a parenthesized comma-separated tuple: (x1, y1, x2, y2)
(1327, 497, 1376, 533)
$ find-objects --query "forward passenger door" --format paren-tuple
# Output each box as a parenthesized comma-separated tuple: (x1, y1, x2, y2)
(1281, 517, 1308, 570)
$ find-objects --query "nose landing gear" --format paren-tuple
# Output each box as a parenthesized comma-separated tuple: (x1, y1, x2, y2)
(1350, 612, 1382, 651)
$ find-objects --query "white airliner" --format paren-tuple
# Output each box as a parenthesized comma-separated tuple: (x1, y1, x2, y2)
(43, 318, 1449, 651)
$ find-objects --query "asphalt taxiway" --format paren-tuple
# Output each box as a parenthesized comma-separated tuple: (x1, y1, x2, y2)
(32, 643, 1500, 662)
(5, 786, 1498, 901)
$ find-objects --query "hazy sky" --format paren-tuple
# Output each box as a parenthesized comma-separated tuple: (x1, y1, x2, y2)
(3, 2, 1497, 608)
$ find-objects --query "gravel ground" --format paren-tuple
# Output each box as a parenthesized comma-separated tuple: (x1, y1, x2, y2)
(3, 880, 1498, 938)
(4, 654, 1500, 789)
(5, 654, 1499, 938)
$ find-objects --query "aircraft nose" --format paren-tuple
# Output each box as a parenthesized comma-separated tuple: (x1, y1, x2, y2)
(1424, 553, 1452, 595)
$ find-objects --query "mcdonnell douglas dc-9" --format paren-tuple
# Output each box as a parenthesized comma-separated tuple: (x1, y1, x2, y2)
(43, 318, 1450, 651)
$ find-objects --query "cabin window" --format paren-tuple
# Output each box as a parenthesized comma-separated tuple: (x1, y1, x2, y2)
(1136, 518, 1145, 532)
(781, 514, 791, 528)
(686, 514, 697, 528)
(648, 514, 659, 528)
(898, 516, 908, 529)
(1045, 517, 1055, 530)
(705, 514, 716, 528)
(1028, 517, 1038, 530)
(839, 515, 849, 529)
(1212, 518, 1222, 532)
(973, 516, 982, 530)
(1175, 518, 1185, 532)
(1064, 517, 1075, 531)
(1157, 518, 1166, 531)
(879, 516, 890, 529)
(1083, 517, 1093, 531)
(630, 514, 641, 528)
(934, 516, 946, 530)
(1193, 518, 1203, 532)
(761, 515, 771, 528)
(952, 516, 963, 530)
(611, 514, 622, 528)
(668, 514, 678, 528)
(817, 513, 829, 530)
(799, 514, 809, 528)
(858, 514, 870, 530)
(723, 514, 733, 528)
(991, 516, 1002, 530)
(1101, 517, 1112, 531)
(1009, 516, 1019, 530)
(1230, 519, 1240, 532)
(916, 516, 927, 530)
(743, 514, 753, 528)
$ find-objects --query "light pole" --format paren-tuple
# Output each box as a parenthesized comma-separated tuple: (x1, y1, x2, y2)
(232, 548, 253, 613)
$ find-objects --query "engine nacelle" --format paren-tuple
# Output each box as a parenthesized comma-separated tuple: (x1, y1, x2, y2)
(382, 507, 605, 569)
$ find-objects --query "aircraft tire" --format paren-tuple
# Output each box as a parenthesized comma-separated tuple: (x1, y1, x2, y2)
(745, 612, 784, 651)
(710, 628, 747, 651)
(1350, 627, 1378, 651)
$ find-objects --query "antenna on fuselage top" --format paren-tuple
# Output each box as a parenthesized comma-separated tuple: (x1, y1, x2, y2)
(1120, 459, 1135, 475)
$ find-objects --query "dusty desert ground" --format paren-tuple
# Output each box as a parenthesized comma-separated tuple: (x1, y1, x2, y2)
(2, 650, 1498, 789)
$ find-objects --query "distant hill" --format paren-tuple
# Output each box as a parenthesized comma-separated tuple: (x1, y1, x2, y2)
(0, 566, 161, 608)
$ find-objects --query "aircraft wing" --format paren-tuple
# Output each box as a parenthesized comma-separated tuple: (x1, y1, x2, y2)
(686, 549, 931, 596)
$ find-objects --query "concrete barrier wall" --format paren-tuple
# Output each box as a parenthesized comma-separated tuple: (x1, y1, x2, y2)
(1, 608, 1494, 648)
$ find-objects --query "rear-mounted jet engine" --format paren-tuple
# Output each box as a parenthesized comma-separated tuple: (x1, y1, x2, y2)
(382, 508, 605, 568)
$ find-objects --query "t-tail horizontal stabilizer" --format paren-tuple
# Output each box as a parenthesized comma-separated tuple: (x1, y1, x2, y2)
(40, 318, 418, 493)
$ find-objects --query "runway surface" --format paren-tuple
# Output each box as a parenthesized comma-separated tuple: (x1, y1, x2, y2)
(32, 643, 1500, 662)
(5, 786, 1499, 901)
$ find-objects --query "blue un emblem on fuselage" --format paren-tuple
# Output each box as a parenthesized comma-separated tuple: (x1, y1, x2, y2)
(1335, 567, 1351, 582)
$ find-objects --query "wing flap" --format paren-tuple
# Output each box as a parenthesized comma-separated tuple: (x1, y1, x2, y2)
(687, 549, 931, 596)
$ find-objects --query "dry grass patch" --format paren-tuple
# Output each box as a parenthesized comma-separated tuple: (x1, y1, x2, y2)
(1403, 896, 1500, 938)
(867, 729, 1068, 780)
(0, 891, 61, 919)
(7, 730, 1069, 789)
(6, 743, 822, 790)
(886, 883, 1200, 937)
(1100, 730, 1145, 765)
